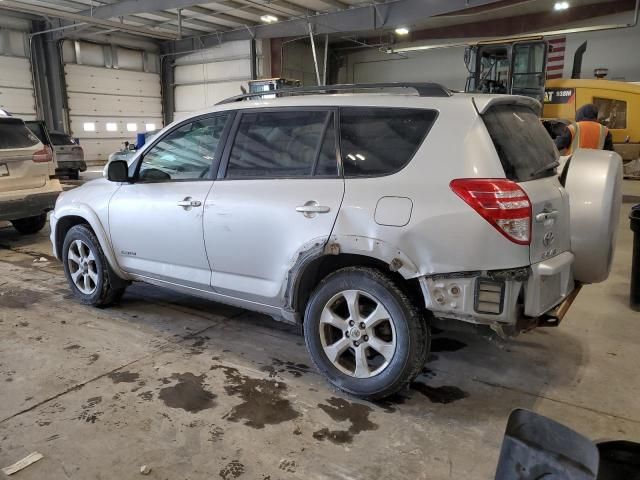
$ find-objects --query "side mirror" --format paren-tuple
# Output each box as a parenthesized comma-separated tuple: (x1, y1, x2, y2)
(107, 160, 129, 182)
(128, 143, 137, 151)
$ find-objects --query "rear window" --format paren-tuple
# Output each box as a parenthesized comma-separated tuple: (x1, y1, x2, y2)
(339, 107, 437, 177)
(0, 120, 40, 149)
(50, 133, 76, 145)
(482, 105, 558, 182)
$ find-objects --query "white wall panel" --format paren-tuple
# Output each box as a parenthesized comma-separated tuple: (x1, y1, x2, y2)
(174, 59, 252, 84)
(0, 50, 35, 120)
(64, 43, 162, 162)
(173, 40, 258, 118)
(65, 64, 161, 97)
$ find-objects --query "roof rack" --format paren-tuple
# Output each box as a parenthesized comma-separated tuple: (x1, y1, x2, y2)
(216, 82, 452, 105)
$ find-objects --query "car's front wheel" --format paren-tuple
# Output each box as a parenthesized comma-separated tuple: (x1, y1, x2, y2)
(304, 267, 429, 400)
(62, 224, 125, 306)
(11, 213, 47, 235)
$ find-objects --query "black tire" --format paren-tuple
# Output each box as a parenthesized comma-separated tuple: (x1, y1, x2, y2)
(304, 267, 429, 400)
(11, 213, 47, 235)
(69, 170, 80, 180)
(62, 224, 126, 307)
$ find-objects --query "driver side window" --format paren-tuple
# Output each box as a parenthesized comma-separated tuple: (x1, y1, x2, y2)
(138, 114, 229, 182)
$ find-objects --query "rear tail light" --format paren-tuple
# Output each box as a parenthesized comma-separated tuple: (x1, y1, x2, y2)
(33, 145, 53, 163)
(450, 178, 531, 245)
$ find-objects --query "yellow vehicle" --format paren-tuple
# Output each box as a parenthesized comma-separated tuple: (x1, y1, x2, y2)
(543, 79, 640, 162)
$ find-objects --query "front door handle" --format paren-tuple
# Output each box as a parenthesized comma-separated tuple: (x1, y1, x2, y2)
(177, 197, 202, 209)
(296, 201, 330, 218)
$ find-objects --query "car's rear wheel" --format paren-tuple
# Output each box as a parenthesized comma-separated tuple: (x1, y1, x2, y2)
(11, 213, 47, 235)
(304, 267, 429, 400)
(62, 225, 125, 306)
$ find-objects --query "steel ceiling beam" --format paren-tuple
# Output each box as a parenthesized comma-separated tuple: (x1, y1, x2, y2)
(78, 0, 234, 18)
(181, 5, 260, 25)
(0, 0, 179, 39)
(170, 0, 506, 45)
(316, 0, 350, 10)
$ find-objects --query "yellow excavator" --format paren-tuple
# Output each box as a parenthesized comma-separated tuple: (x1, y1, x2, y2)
(464, 38, 640, 176)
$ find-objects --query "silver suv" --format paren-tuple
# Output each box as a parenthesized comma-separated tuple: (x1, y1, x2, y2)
(0, 112, 61, 234)
(50, 84, 621, 399)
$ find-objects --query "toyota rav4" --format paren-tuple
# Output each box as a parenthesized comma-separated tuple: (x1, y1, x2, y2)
(50, 83, 622, 399)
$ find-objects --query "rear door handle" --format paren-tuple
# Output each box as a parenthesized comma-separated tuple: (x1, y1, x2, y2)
(535, 210, 559, 222)
(296, 201, 330, 218)
(177, 197, 202, 209)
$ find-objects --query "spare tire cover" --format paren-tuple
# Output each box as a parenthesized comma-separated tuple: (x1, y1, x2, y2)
(562, 149, 622, 284)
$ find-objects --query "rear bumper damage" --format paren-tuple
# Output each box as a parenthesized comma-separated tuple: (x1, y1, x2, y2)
(419, 251, 576, 331)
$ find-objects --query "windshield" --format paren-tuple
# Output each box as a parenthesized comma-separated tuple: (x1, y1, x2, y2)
(482, 105, 558, 181)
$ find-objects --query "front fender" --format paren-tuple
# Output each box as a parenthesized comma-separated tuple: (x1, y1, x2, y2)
(52, 203, 131, 281)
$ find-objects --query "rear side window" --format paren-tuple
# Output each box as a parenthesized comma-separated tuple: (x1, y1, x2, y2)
(226, 110, 337, 178)
(0, 120, 39, 149)
(482, 105, 558, 182)
(50, 133, 76, 145)
(339, 107, 437, 177)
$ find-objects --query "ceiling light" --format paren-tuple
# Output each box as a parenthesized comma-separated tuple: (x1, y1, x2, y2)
(260, 15, 278, 23)
(395, 27, 410, 35)
(553, 1, 569, 11)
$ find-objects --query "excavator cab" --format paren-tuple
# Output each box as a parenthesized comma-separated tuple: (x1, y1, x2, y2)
(465, 39, 548, 105)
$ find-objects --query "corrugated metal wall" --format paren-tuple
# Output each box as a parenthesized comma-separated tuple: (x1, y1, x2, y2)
(0, 28, 36, 120)
(62, 40, 162, 162)
(173, 40, 263, 120)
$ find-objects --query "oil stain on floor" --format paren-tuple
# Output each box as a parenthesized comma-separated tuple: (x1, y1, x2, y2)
(0, 287, 46, 309)
(431, 337, 468, 352)
(158, 372, 216, 413)
(108, 371, 140, 384)
(410, 382, 470, 404)
(211, 364, 300, 429)
(313, 397, 378, 444)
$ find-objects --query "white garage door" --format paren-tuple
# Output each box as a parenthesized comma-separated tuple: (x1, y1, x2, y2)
(173, 40, 263, 120)
(0, 29, 36, 120)
(63, 40, 162, 162)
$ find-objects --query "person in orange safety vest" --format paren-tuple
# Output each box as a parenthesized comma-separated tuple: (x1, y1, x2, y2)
(554, 103, 614, 155)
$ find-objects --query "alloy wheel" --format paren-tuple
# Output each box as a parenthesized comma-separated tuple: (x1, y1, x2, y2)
(67, 239, 99, 295)
(319, 289, 397, 378)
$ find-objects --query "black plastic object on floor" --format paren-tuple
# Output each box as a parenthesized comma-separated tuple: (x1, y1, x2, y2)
(494, 409, 598, 480)
(630, 204, 640, 311)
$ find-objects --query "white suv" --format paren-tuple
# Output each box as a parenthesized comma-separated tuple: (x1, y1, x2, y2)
(50, 84, 622, 399)
(0, 112, 61, 234)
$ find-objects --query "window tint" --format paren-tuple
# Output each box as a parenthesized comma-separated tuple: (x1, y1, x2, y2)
(139, 114, 229, 182)
(0, 120, 39, 149)
(482, 105, 558, 181)
(340, 108, 436, 177)
(226, 110, 333, 178)
(50, 133, 76, 146)
(594, 97, 627, 129)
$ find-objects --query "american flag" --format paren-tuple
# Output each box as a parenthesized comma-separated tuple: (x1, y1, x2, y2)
(546, 37, 566, 80)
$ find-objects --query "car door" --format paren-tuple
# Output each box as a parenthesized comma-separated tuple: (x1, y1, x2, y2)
(203, 108, 344, 306)
(109, 113, 232, 289)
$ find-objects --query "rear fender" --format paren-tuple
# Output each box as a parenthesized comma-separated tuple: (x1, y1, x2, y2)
(326, 234, 419, 278)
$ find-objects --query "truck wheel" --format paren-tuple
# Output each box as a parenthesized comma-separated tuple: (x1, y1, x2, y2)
(11, 213, 47, 235)
(304, 267, 429, 400)
(62, 225, 125, 307)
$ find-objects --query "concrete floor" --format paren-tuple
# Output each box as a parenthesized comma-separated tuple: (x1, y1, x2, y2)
(0, 194, 639, 479)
